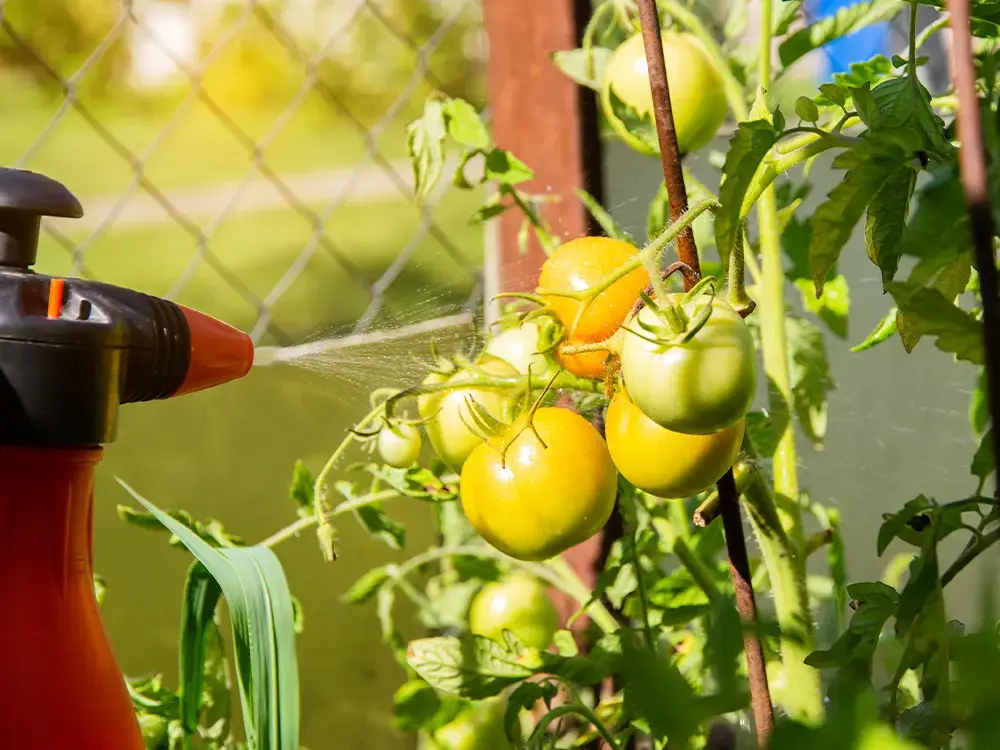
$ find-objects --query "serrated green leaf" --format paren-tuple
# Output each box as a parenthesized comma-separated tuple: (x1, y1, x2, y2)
(888, 283, 983, 363)
(836, 55, 895, 89)
(406, 635, 532, 699)
(851, 83, 876, 126)
(504, 682, 557, 741)
(443, 99, 490, 150)
(779, 0, 904, 68)
(484, 149, 534, 186)
(117, 480, 300, 750)
(819, 83, 847, 107)
(552, 47, 612, 91)
(715, 120, 778, 263)
(787, 314, 835, 444)
(344, 566, 392, 604)
(775, 0, 805, 36)
(877, 496, 932, 556)
(868, 76, 952, 156)
(606, 87, 661, 153)
(865, 166, 916, 288)
(810, 141, 907, 294)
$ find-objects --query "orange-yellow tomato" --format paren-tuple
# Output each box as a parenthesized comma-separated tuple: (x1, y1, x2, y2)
(538, 236, 649, 344)
(460, 407, 618, 561)
(604, 391, 744, 499)
(556, 340, 611, 381)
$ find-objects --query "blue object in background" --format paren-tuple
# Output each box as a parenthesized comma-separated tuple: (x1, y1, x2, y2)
(810, 0, 891, 77)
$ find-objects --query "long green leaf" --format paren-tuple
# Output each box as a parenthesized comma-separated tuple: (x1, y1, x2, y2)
(118, 480, 300, 750)
(179, 563, 224, 733)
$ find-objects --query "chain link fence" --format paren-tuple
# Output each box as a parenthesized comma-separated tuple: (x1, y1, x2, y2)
(0, 0, 487, 347)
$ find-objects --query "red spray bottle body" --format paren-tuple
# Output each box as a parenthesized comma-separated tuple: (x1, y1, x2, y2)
(0, 169, 254, 747)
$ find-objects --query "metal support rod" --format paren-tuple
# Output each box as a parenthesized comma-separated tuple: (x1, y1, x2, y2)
(634, 1, 774, 745)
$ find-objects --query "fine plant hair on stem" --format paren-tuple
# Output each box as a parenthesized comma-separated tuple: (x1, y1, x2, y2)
(634, 0, 775, 744)
(948, 0, 1000, 498)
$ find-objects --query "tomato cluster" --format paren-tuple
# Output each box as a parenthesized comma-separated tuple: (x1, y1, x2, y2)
(400, 232, 756, 563)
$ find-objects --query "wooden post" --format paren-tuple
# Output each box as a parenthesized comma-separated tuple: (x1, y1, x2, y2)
(482, 0, 612, 668)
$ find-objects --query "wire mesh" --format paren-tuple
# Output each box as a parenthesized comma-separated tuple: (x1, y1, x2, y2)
(0, 0, 487, 346)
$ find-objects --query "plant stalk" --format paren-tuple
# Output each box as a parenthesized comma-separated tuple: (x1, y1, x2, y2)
(634, 2, 774, 744)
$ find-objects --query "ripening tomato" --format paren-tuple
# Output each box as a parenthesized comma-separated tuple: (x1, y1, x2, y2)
(538, 236, 649, 343)
(620, 296, 756, 434)
(460, 407, 618, 561)
(468, 572, 559, 650)
(605, 391, 743, 498)
(418, 359, 519, 473)
(425, 697, 511, 750)
(601, 31, 728, 156)
(556, 340, 610, 381)
(484, 322, 556, 377)
(378, 423, 422, 468)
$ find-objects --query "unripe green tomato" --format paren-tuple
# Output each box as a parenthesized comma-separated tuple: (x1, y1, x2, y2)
(418, 359, 518, 473)
(620, 296, 757, 434)
(484, 323, 555, 377)
(425, 698, 511, 750)
(601, 31, 727, 156)
(468, 572, 559, 650)
(378, 423, 422, 468)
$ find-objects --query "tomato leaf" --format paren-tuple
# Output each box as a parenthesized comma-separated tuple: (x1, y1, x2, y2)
(867, 76, 953, 157)
(504, 682, 557, 741)
(835, 54, 896, 89)
(405, 635, 533, 699)
(805, 580, 897, 680)
(715, 120, 778, 263)
(865, 165, 917, 289)
(484, 148, 535, 186)
(851, 307, 898, 352)
(606, 87, 661, 153)
(877, 495, 932, 556)
(442, 99, 490, 150)
(795, 275, 850, 339)
(809, 140, 907, 295)
(552, 47, 612, 92)
(288, 460, 315, 517)
(786, 314, 835, 445)
(819, 83, 847, 108)
(392, 680, 464, 733)
(778, 0, 904, 68)
(620, 631, 699, 744)
(774, 0, 805, 36)
(971, 368, 990, 436)
(795, 96, 820, 123)
(888, 283, 983, 364)
(972, 428, 995, 494)
(407, 98, 448, 200)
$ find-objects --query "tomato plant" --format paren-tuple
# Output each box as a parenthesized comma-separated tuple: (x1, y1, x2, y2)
(604, 390, 744, 498)
(110, 0, 1000, 748)
(460, 406, 618, 561)
(602, 31, 728, 156)
(467, 572, 559, 650)
(620, 294, 757, 434)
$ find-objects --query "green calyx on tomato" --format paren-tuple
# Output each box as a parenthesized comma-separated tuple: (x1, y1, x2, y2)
(418, 358, 519, 473)
(377, 422, 423, 468)
(425, 697, 512, 750)
(620, 293, 757, 435)
(601, 31, 727, 157)
(468, 572, 559, 650)
(460, 406, 618, 561)
(605, 390, 744, 499)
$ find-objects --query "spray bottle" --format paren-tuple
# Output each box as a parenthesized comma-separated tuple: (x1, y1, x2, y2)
(0, 168, 255, 748)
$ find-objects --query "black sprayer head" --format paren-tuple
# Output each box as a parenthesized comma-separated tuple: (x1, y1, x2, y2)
(0, 168, 254, 447)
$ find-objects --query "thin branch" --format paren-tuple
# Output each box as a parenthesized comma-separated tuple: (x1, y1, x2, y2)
(948, 0, 1000, 502)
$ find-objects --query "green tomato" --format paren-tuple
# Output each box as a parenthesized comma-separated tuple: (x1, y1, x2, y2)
(484, 323, 555, 376)
(468, 573, 559, 650)
(620, 295, 756, 435)
(377, 423, 422, 468)
(418, 359, 518, 473)
(138, 713, 169, 748)
(425, 698, 511, 750)
(601, 31, 727, 156)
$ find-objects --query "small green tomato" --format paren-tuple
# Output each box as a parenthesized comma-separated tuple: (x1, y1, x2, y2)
(377, 423, 422, 468)
(468, 572, 559, 650)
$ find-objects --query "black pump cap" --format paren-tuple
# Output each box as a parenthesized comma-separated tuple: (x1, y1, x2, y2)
(0, 169, 84, 268)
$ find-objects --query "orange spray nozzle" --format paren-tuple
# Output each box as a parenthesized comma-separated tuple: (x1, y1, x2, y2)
(173, 305, 255, 397)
